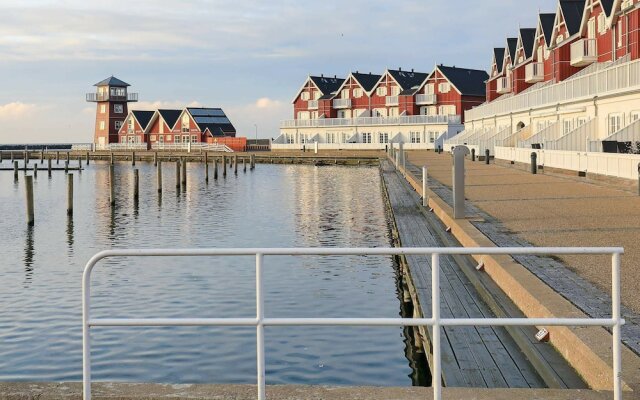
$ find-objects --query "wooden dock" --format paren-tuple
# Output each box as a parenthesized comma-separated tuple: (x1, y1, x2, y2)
(380, 160, 585, 389)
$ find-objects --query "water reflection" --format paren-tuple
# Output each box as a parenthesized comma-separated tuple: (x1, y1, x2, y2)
(23, 225, 34, 286)
(66, 218, 74, 254)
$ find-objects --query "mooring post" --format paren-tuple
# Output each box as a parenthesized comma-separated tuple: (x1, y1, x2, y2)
(14, 161, 19, 182)
(423, 166, 428, 207)
(485, 149, 490, 165)
(471, 148, 476, 162)
(637, 163, 640, 196)
(25, 175, 34, 225)
(67, 173, 73, 216)
(78, 157, 82, 173)
(0, 151, 4, 163)
(40, 150, 44, 164)
(157, 161, 163, 193)
(205, 160, 209, 183)
(223, 155, 227, 178)
(10, 151, 14, 163)
(47, 159, 52, 178)
(181, 158, 187, 187)
(64, 161, 69, 174)
(214, 158, 219, 180)
(25, 150, 30, 164)
(110, 152, 114, 166)
(154, 151, 158, 167)
(86, 151, 90, 166)
(66, 151, 70, 163)
(395, 151, 399, 169)
(132, 151, 136, 166)
(175, 161, 181, 189)
(33, 164, 38, 179)
(531, 152, 538, 175)
(453, 146, 470, 219)
(314, 141, 319, 154)
(243, 157, 247, 173)
(56, 151, 60, 164)
(133, 169, 139, 203)
(204, 151, 208, 166)
(109, 165, 115, 207)
(234, 155, 238, 175)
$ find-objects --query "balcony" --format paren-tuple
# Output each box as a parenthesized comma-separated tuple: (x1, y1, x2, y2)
(416, 94, 436, 105)
(281, 114, 461, 128)
(385, 96, 399, 106)
(571, 38, 597, 67)
(86, 92, 139, 102)
(496, 77, 511, 95)
(308, 100, 318, 110)
(525, 63, 544, 83)
(332, 98, 351, 109)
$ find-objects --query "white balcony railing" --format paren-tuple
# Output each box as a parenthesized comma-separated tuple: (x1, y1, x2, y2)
(496, 77, 511, 94)
(332, 98, 351, 109)
(571, 38, 597, 67)
(386, 96, 399, 106)
(466, 57, 640, 122)
(281, 114, 461, 128)
(416, 94, 437, 105)
(525, 63, 544, 83)
(307, 100, 318, 110)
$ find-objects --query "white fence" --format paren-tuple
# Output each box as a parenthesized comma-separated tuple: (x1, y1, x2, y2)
(271, 142, 435, 151)
(95, 143, 148, 151)
(82, 247, 624, 400)
(496, 146, 640, 180)
(151, 143, 233, 152)
(466, 57, 640, 122)
(71, 144, 94, 151)
(281, 115, 460, 128)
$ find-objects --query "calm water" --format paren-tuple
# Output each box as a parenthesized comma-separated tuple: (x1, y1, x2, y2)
(0, 159, 421, 386)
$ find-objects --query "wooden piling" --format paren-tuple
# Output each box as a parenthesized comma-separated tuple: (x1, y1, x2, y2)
(56, 151, 60, 164)
(132, 152, 136, 166)
(205, 160, 209, 183)
(175, 161, 181, 189)
(214, 158, 219, 180)
(64, 161, 69, 174)
(78, 157, 82, 173)
(67, 174, 73, 216)
(133, 169, 139, 203)
(243, 157, 246, 173)
(109, 165, 115, 207)
(181, 158, 187, 187)
(25, 150, 30, 164)
(223, 155, 227, 178)
(234, 155, 238, 175)
(33, 164, 38, 179)
(110, 152, 114, 165)
(0, 151, 3, 163)
(86, 152, 90, 165)
(48, 159, 52, 178)
(40, 151, 44, 164)
(204, 152, 208, 165)
(25, 175, 34, 225)
(10, 152, 14, 163)
(154, 152, 158, 167)
(66, 152, 70, 163)
(14, 161, 19, 182)
(157, 161, 163, 193)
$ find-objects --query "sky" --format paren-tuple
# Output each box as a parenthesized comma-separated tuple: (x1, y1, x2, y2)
(0, 0, 559, 143)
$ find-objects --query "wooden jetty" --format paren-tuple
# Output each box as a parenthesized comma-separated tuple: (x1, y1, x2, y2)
(380, 160, 585, 389)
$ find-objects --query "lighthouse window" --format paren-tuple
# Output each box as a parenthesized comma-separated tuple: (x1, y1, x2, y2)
(100, 105, 106, 114)
(114, 121, 123, 131)
(114, 104, 123, 114)
(99, 121, 105, 131)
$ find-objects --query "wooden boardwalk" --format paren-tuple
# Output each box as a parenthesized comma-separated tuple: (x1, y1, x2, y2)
(381, 160, 585, 389)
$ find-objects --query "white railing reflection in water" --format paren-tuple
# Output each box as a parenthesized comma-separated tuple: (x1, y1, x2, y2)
(82, 247, 625, 400)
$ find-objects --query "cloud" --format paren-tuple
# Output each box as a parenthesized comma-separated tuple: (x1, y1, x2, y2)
(224, 97, 289, 139)
(130, 100, 203, 111)
(0, 102, 37, 119)
(255, 97, 282, 109)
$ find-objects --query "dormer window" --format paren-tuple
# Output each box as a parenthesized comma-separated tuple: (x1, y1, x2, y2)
(182, 113, 190, 133)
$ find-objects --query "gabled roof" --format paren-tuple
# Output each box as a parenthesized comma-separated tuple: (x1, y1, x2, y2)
(560, 0, 587, 36)
(158, 109, 182, 129)
(387, 69, 429, 94)
(131, 110, 154, 130)
(309, 76, 345, 100)
(493, 48, 506, 73)
(600, 0, 615, 17)
(435, 65, 489, 97)
(539, 13, 557, 46)
(505, 38, 518, 66)
(94, 76, 130, 87)
(352, 72, 382, 92)
(519, 28, 537, 59)
(186, 107, 236, 137)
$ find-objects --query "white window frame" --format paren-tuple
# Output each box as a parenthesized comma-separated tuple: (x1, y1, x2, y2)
(99, 121, 106, 131)
(191, 135, 198, 143)
(410, 131, 421, 144)
(100, 104, 106, 114)
(114, 121, 123, 131)
(341, 89, 350, 99)
(390, 86, 400, 96)
(114, 104, 124, 114)
(608, 113, 624, 135)
(128, 118, 135, 134)
(425, 84, 435, 94)
(362, 132, 372, 144)
(438, 82, 451, 93)
(563, 119, 574, 135)
(301, 92, 310, 101)
(159, 135, 164, 143)
(376, 87, 387, 96)
(631, 111, 640, 122)
(353, 88, 363, 98)
(379, 132, 389, 144)
(618, 20, 623, 48)
(314, 91, 321, 100)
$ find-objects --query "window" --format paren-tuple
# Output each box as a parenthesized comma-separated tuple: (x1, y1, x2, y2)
(338, 110, 351, 119)
(150, 135, 156, 142)
(182, 113, 190, 133)
(191, 135, 198, 143)
(631, 111, 640, 122)
(285, 134, 295, 144)
(114, 104, 123, 114)
(563, 119, 574, 134)
(438, 105, 456, 115)
(618, 21, 623, 48)
(159, 135, 164, 143)
(376, 87, 387, 96)
(341, 133, 349, 143)
(299, 133, 308, 144)
(421, 106, 437, 116)
(341, 89, 350, 99)
(438, 82, 451, 93)
(327, 133, 336, 144)
(410, 132, 421, 143)
(314, 91, 321, 100)
(576, 117, 588, 127)
(166, 135, 172, 142)
(598, 14, 606, 35)
(425, 84, 435, 94)
(362, 133, 372, 143)
(373, 108, 387, 117)
(114, 121, 123, 131)
(608, 113, 624, 134)
(99, 121, 106, 130)
(588, 18, 596, 39)
(128, 118, 134, 133)
(301, 92, 310, 101)
(297, 111, 310, 120)
(120, 136, 126, 143)
(353, 88, 363, 98)
(182, 135, 189, 143)
(379, 133, 389, 144)
(389, 107, 399, 117)
(428, 131, 438, 143)
(390, 86, 400, 96)
(311, 111, 318, 119)
(100, 104, 106, 114)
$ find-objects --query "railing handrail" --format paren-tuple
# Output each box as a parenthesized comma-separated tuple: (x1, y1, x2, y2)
(82, 246, 625, 400)
(281, 115, 460, 128)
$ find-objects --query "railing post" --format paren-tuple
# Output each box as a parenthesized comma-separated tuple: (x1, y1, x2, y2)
(422, 166, 428, 207)
(256, 253, 266, 400)
(431, 253, 441, 400)
(612, 252, 622, 400)
(82, 261, 92, 400)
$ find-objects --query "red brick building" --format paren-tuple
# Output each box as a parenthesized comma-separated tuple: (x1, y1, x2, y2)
(86, 76, 138, 148)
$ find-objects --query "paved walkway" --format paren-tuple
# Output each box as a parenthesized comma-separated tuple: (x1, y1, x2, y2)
(405, 151, 640, 355)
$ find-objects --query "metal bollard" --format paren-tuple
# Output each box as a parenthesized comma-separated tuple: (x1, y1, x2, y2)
(205, 160, 209, 183)
(485, 149, 490, 165)
(471, 148, 476, 162)
(25, 175, 34, 225)
(531, 152, 538, 175)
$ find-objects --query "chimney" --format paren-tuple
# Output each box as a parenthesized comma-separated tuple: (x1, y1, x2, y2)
(334, 75, 336, 78)
(411, 68, 414, 72)
(399, 67, 402, 71)
(321, 74, 324, 77)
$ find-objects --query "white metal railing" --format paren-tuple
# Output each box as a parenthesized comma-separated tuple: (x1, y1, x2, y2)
(525, 62, 544, 83)
(71, 144, 94, 151)
(280, 115, 461, 128)
(386, 96, 399, 106)
(571, 38, 598, 67)
(496, 77, 511, 94)
(466, 57, 640, 122)
(332, 98, 351, 109)
(307, 100, 318, 109)
(151, 143, 233, 152)
(416, 94, 437, 105)
(96, 143, 148, 151)
(82, 247, 625, 400)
